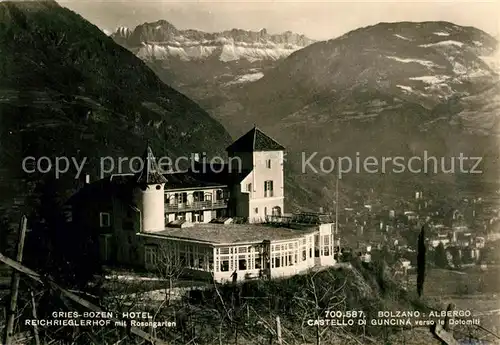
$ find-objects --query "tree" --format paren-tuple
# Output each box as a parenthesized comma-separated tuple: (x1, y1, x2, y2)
(155, 243, 185, 305)
(379, 245, 394, 265)
(434, 243, 447, 268)
(416, 226, 426, 297)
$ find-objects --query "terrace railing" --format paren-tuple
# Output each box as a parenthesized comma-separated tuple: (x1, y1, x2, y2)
(165, 200, 227, 212)
(265, 212, 334, 225)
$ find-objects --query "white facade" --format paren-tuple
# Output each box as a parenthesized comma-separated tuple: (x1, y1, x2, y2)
(127, 129, 339, 283)
(211, 223, 334, 282)
(164, 186, 229, 224)
(135, 183, 166, 232)
(141, 223, 336, 283)
(238, 150, 285, 223)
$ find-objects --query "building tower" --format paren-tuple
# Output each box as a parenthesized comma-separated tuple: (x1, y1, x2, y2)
(227, 126, 285, 223)
(135, 145, 167, 232)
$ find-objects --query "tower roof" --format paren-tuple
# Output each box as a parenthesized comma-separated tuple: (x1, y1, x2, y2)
(226, 126, 285, 153)
(136, 145, 168, 184)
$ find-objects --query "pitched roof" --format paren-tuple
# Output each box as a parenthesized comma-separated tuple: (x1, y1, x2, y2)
(163, 171, 226, 191)
(135, 145, 168, 185)
(163, 164, 252, 190)
(226, 126, 285, 153)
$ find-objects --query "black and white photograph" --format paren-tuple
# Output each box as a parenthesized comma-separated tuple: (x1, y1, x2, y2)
(0, 0, 499, 344)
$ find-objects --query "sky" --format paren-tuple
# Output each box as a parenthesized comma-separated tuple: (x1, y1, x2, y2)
(60, 0, 500, 40)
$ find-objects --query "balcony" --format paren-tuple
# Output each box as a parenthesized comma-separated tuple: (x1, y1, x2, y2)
(265, 213, 334, 225)
(165, 200, 228, 212)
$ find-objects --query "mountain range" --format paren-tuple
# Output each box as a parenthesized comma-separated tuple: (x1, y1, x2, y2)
(0, 1, 231, 220)
(110, 21, 315, 112)
(0, 0, 498, 219)
(112, 21, 315, 63)
(230, 22, 500, 207)
(114, 20, 500, 210)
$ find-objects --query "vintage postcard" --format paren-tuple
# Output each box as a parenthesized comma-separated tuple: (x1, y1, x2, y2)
(0, 0, 499, 344)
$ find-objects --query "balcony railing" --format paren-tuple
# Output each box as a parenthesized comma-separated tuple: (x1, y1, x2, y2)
(165, 200, 228, 212)
(265, 213, 333, 225)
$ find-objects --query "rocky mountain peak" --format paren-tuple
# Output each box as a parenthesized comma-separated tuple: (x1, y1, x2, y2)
(112, 20, 315, 63)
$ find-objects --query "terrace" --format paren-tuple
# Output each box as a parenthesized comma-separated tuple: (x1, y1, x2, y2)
(139, 223, 317, 245)
(265, 212, 334, 226)
(165, 200, 227, 212)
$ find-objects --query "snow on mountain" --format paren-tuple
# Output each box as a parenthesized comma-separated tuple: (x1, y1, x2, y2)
(224, 21, 499, 134)
(393, 34, 412, 41)
(434, 31, 450, 36)
(420, 40, 465, 48)
(111, 26, 133, 44)
(112, 20, 315, 63)
(377, 28, 498, 102)
(386, 56, 439, 68)
(115, 26, 132, 37)
(136, 42, 218, 61)
(225, 72, 264, 86)
(396, 85, 413, 92)
(409, 76, 450, 84)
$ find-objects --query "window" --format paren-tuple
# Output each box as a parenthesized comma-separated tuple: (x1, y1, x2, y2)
(302, 250, 307, 261)
(99, 212, 111, 227)
(254, 208, 259, 214)
(175, 193, 188, 204)
(264, 207, 267, 215)
(274, 256, 280, 268)
(255, 256, 262, 269)
(144, 246, 157, 266)
(193, 212, 204, 223)
(220, 256, 229, 272)
(247, 183, 252, 192)
(264, 181, 274, 197)
(266, 159, 271, 169)
(193, 191, 205, 202)
(238, 256, 247, 270)
(323, 235, 330, 256)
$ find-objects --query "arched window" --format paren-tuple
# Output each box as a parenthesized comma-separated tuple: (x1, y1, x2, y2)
(272, 206, 281, 216)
